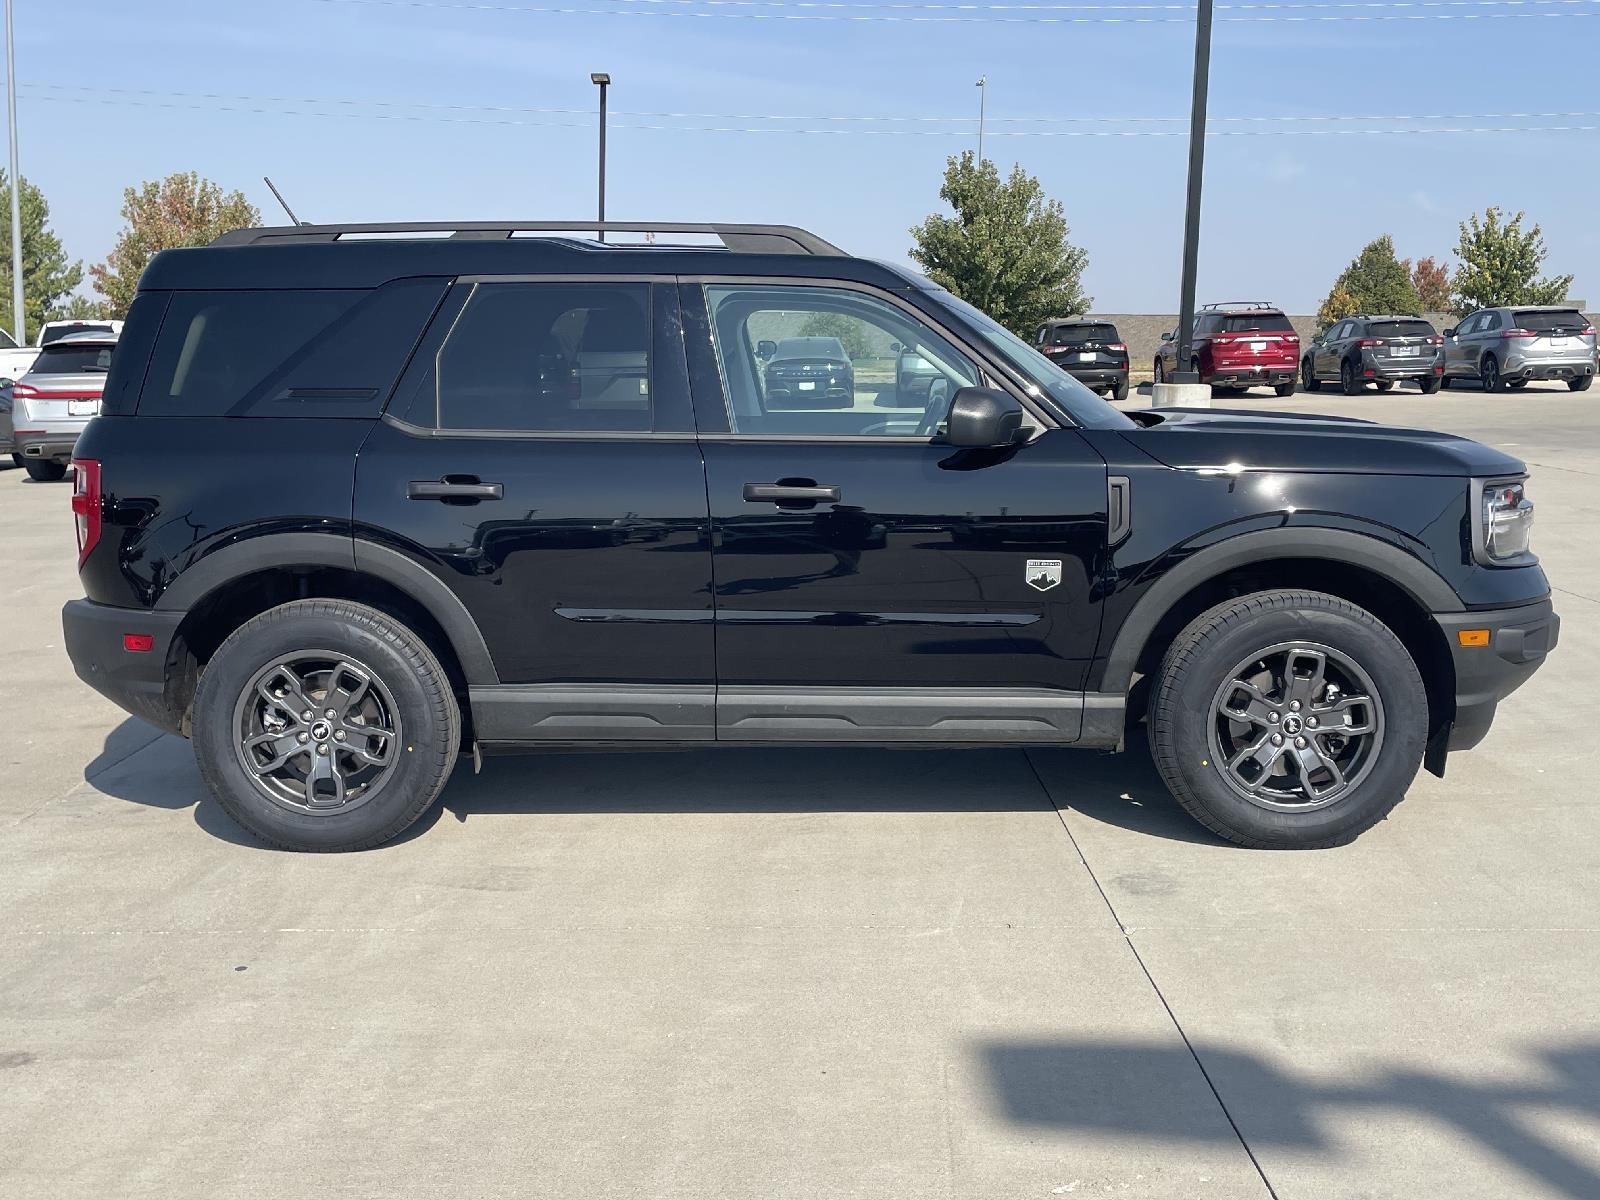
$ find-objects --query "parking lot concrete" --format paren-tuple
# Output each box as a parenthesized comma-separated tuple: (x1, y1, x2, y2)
(3, 387, 1597, 1199)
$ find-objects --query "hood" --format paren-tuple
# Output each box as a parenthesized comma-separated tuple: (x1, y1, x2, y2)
(1122, 407, 1525, 478)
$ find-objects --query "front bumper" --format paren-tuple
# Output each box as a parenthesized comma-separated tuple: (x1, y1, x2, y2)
(62, 599, 186, 736)
(1432, 598, 1559, 755)
(1503, 355, 1596, 383)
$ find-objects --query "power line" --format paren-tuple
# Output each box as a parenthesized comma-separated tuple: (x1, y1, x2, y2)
(22, 84, 1600, 127)
(309, 0, 1600, 21)
(22, 89, 1600, 138)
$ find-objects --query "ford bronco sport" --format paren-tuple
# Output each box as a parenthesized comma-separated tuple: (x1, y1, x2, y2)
(62, 221, 1558, 852)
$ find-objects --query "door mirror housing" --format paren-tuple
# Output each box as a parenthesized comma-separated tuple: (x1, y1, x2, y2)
(755, 339, 776, 359)
(1442, 328, 1456, 339)
(1160, 331, 1174, 343)
(943, 387, 1025, 448)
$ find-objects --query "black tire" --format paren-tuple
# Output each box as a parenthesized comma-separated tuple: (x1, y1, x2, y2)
(1480, 354, 1505, 393)
(1301, 358, 1320, 393)
(1506, 379, 1527, 391)
(1112, 375, 1130, 402)
(24, 459, 67, 482)
(1153, 358, 1166, 386)
(1340, 358, 1364, 396)
(192, 598, 461, 852)
(1374, 380, 1394, 392)
(1419, 375, 1442, 394)
(1440, 376, 1453, 390)
(9, 452, 21, 468)
(1569, 376, 1593, 392)
(1274, 381, 1296, 398)
(1149, 590, 1427, 849)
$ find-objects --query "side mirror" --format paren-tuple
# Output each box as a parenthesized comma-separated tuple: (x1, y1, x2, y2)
(944, 387, 1025, 448)
(1160, 331, 1173, 343)
(889, 342, 902, 354)
(1442, 328, 1456, 339)
(756, 339, 776, 359)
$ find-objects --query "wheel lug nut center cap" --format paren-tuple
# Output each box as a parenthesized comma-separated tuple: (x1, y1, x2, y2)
(310, 720, 332, 741)
(1281, 715, 1303, 735)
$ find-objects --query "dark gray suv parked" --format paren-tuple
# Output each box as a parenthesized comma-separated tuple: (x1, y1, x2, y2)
(1442, 307, 1597, 392)
(1302, 316, 1444, 396)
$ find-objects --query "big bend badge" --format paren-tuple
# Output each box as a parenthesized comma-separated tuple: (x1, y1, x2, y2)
(1025, 559, 1063, 593)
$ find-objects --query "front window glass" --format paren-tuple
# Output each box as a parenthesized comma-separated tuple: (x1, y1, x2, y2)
(704, 284, 979, 437)
(924, 289, 1135, 429)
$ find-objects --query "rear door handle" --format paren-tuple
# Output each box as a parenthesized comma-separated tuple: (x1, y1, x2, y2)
(743, 483, 841, 505)
(408, 478, 504, 502)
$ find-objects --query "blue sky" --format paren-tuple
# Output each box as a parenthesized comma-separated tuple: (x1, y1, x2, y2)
(10, 0, 1598, 312)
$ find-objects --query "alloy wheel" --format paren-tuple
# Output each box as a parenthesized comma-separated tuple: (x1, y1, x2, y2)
(1207, 642, 1385, 812)
(233, 651, 403, 815)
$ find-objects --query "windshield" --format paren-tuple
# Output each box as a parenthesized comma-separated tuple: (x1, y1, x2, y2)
(926, 290, 1135, 429)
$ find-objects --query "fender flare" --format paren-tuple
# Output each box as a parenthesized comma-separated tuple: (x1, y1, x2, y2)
(155, 531, 500, 685)
(1098, 526, 1462, 695)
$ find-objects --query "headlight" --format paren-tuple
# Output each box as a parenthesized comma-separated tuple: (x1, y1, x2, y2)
(1474, 478, 1535, 564)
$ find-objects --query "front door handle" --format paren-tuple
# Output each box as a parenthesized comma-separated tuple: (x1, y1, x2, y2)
(743, 482, 842, 505)
(408, 478, 504, 502)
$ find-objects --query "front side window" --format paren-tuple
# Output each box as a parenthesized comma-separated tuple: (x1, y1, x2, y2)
(436, 282, 652, 433)
(704, 284, 978, 437)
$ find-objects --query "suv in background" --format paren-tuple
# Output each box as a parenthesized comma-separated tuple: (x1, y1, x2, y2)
(1443, 307, 1597, 393)
(11, 331, 117, 481)
(38, 318, 124, 347)
(760, 335, 855, 409)
(1303, 315, 1445, 396)
(62, 220, 1556, 854)
(1154, 302, 1299, 397)
(1035, 318, 1130, 401)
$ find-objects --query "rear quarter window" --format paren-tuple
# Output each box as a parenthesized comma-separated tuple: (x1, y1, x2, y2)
(137, 279, 448, 418)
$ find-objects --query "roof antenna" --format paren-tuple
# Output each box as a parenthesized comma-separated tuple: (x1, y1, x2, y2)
(263, 176, 307, 225)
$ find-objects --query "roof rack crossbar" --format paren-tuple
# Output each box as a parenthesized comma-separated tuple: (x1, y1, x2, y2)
(1200, 300, 1277, 311)
(210, 221, 846, 256)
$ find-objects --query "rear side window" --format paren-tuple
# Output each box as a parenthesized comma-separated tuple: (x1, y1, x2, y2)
(1513, 309, 1587, 333)
(1051, 323, 1118, 345)
(432, 281, 653, 433)
(1221, 312, 1292, 333)
(1369, 320, 1436, 339)
(138, 281, 446, 417)
(28, 343, 114, 374)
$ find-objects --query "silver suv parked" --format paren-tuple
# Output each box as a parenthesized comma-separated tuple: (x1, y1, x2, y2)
(1442, 306, 1596, 393)
(10, 331, 116, 480)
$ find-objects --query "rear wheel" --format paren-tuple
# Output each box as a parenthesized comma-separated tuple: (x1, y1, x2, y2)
(1274, 381, 1296, 398)
(9, 453, 20, 468)
(1480, 355, 1505, 393)
(1340, 359, 1364, 396)
(1506, 379, 1527, 391)
(192, 599, 461, 852)
(1112, 375, 1130, 402)
(1301, 358, 1320, 393)
(1149, 590, 1427, 849)
(23, 460, 66, 482)
(1374, 380, 1394, 392)
(1153, 358, 1167, 386)
(1419, 375, 1442, 394)
(1569, 376, 1593, 392)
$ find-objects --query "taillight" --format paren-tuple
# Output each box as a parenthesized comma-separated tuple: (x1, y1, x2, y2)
(70, 458, 101, 567)
(11, 382, 39, 399)
(1108, 342, 1127, 352)
(1502, 329, 1538, 340)
(1427, 336, 1444, 346)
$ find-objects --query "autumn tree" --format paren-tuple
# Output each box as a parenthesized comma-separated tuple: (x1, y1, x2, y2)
(1408, 256, 1452, 312)
(0, 171, 83, 340)
(1316, 284, 1360, 330)
(91, 172, 259, 317)
(1317, 235, 1421, 327)
(1450, 207, 1572, 315)
(909, 152, 1090, 337)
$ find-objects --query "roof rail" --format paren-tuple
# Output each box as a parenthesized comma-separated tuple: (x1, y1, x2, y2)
(1199, 300, 1277, 311)
(210, 221, 846, 256)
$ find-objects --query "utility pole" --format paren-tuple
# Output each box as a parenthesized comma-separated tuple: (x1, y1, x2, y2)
(5, 0, 23, 344)
(1172, 0, 1214, 384)
(975, 76, 987, 164)
(591, 72, 609, 242)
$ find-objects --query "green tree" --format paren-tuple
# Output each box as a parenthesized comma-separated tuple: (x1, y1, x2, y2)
(798, 310, 874, 362)
(0, 171, 84, 340)
(908, 151, 1090, 337)
(55, 294, 112, 320)
(1316, 283, 1360, 331)
(1408, 256, 1453, 313)
(1450, 207, 1573, 315)
(90, 172, 259, 318)
(1318, 235, 1421, 325)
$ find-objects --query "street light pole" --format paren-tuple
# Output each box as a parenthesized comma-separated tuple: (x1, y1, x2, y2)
(1173, 0, 1214, 384)
(5, 0, 23, 345)
(975, 76, 987, 164)
(590, 72, 609, 242)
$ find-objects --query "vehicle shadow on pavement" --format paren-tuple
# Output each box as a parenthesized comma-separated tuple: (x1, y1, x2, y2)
(976, 1038, 1600, 1199)
(84, 718, 1224, 850)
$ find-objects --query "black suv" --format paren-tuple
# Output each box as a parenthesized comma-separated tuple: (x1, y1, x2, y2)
(63, 221, 1558, 853)
(1035, 318, 1130, 401)
(1302, 315, 1445, 396)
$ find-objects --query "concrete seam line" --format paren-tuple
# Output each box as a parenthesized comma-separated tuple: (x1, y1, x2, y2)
(2, 728, 168, 833)
(1022, 749, 1282, 1200)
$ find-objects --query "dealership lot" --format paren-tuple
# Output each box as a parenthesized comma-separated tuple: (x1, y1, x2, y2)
(2, 389, 1597, 1199)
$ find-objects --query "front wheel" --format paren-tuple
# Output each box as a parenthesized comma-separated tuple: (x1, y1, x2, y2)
(192, 599, 461, 852)
(1148, 590, 1427, 848)
(1153, 358, 1167, 386)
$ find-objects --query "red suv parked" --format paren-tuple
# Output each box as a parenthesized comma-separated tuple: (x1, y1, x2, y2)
(1154, 302, 1300, 397)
